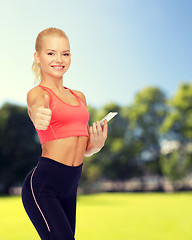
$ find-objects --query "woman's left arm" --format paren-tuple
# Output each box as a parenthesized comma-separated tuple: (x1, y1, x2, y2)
(85, 120, 108, 157)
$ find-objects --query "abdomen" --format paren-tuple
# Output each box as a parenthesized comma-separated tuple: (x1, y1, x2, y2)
(41, 136, 88, 166)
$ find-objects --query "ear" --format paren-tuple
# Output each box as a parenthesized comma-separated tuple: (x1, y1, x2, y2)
(34, 52, 40, 64)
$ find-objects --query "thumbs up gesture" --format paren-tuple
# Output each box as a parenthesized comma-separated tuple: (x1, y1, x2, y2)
(34, 94, 52, 130)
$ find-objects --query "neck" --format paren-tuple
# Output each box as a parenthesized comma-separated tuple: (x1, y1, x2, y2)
(40, 75, 64, 90)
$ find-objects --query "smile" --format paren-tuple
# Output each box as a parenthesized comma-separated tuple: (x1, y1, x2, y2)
(51, 65, 65, 71)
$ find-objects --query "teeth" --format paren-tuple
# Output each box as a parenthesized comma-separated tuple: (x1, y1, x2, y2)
(52, 66, 64, 70)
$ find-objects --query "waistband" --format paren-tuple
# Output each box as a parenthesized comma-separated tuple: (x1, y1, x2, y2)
(37, 157, 83, 183)
(39, 156, 83, 169)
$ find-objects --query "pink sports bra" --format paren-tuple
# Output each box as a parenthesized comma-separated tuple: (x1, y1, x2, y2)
(36, 85, 89, 144)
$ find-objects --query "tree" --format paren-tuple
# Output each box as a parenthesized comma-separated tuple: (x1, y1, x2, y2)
(124, 87, 167, 178)
(161, 83, 192, 142)
(160, 151, 191, 189)
(159, 83, 192, 185)
(0, 103, 41, 194)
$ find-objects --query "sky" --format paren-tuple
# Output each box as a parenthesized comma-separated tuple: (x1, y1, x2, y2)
(0, 0, 191, 108)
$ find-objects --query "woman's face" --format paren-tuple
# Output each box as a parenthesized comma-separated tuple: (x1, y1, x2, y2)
(35, 36, 71, 79)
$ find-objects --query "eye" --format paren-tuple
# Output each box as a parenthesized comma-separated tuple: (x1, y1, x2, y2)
(63, 53, 70, 56)
(48, 52, 54, 55)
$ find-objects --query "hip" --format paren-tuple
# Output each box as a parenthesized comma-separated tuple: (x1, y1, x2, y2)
(22, 156, 83, 200)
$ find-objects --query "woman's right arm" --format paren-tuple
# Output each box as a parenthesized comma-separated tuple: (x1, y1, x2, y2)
(27, 87, 52, 130)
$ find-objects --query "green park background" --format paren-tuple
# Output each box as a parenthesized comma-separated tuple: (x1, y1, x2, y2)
(0, 83, 192, 239)
(1, 83, 192, 194)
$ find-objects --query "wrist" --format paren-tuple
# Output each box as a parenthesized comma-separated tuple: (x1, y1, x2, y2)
(85, 142, 102, 157)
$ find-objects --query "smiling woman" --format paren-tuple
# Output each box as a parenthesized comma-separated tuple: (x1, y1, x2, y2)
(21, 27, 108, 240)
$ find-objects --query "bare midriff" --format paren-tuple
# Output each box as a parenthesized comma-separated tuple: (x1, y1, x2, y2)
(41, 136, 88, 166)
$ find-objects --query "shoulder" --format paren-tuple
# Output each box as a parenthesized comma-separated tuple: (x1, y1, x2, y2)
(72, 89, 87, 106)
(27, 86, 44, 101)
(27, 86, 43, 96)
(27, 86, 50, 107)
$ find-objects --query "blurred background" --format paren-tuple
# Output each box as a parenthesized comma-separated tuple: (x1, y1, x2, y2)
(0, 0, 192, 239)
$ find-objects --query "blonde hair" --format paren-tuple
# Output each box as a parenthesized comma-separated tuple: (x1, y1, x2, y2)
(32, 27, 70, 84)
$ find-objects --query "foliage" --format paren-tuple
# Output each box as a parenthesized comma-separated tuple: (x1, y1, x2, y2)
(0, 103, 41, 193)
(128, 87, 167, 149)
(161, 83, 192, 141)
(84, 102, 138, 181)
(160, 151, 191, 181)
(1, 83, 192, 193)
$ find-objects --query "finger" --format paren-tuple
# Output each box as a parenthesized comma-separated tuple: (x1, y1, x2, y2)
(89, 126, 93, 135)
(92, 122, 98, 134)
(103, 120, 108, 138)
(38, 107, 52, 116)
(35, 121, 49, 130)
(36, 119, 50, 127)
(36, 124, 48, 131)
(44, 94, 50, 109)
(36, 112, 51, 121)
(97, 121, 102, 133)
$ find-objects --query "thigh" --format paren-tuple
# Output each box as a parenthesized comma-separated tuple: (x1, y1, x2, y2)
(60, 194, 77, 235)
(38, 197, 75, 240)
(22, 167, 75, 240)
(22, 170, 50, 240)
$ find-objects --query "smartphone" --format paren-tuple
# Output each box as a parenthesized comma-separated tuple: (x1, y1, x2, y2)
(100, 112, 118, 127)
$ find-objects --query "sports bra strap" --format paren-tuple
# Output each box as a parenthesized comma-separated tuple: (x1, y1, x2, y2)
(38, 85, 82, 107)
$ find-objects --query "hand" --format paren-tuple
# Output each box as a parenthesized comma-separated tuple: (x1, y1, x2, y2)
(89, 120, 108, 150)
(33, 95, 52, 130)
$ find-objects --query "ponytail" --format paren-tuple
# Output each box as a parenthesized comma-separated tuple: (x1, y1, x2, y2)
(32, 60, 41, 84)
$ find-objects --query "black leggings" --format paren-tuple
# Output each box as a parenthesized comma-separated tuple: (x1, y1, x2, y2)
(21, 156, 82, 240)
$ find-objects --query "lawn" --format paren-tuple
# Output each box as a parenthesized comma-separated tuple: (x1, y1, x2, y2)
(0, 193, 192, 240)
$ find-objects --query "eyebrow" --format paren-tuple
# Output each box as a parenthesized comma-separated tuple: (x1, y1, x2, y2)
(46, 49, 70, 52)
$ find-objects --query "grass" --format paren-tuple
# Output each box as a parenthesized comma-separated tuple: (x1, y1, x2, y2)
(0, 193, 192, 240)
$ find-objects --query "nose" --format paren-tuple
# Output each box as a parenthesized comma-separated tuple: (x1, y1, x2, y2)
(55, 54, 63, 63)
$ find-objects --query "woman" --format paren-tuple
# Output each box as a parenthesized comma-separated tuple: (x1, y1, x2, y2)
(21, 27, 108, 240)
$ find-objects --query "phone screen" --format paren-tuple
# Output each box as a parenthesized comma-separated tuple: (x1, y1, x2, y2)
(100, 112, 118, 126)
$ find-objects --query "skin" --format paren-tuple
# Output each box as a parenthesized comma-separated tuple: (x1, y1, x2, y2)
(27, 35, 108, 166)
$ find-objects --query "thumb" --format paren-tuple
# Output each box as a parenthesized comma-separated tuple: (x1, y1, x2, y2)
(44, 94, 50, 109)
